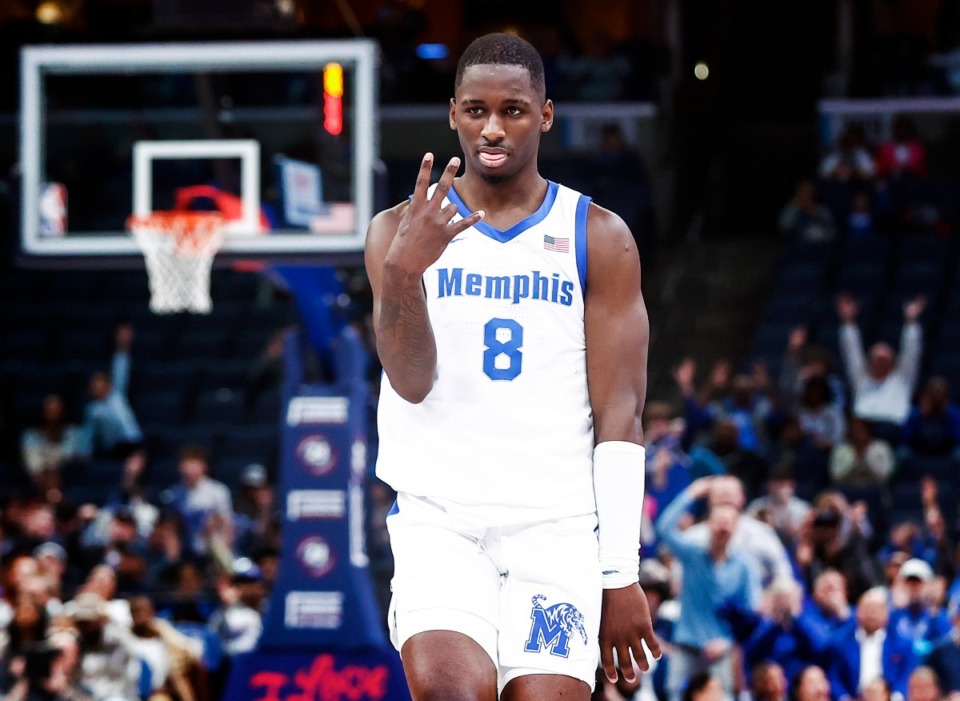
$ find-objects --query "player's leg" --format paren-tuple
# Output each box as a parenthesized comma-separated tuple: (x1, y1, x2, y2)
(496, 512, 602, 701)
(387, 494, 502, 700)
(500, 673, 590, 701)
(402, 631, 498, 701)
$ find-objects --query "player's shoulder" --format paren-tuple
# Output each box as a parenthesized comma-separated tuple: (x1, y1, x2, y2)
(365, 199, 412, 257)
(584, 201, 638, 265)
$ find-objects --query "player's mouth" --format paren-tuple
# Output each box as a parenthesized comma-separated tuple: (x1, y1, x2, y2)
(478, 147, 508, 168)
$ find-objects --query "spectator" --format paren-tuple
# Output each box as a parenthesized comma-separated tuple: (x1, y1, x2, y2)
(0, 599, 49, 669)
(876, 117, 927, 181)
(65, 592, 141, 701)
(889, 559, 951, 657)
(917, 479, 955, 580)
(128, 595, 202, 701)
(208, 558, 264, 659)
(804, 570, 853, 637)
(925, 601, 960, 695)
(82, 325, 143, 459)
(826, 587, 918, 701)
(900, 378, 960, 460)
(645, 401, 692, 513)
(682, 671, 725, 701)
(20, 394, 88, 499)
(656, 478, 760, 701)
(556, 30, 632, 101)
(1, 636, 90, 701)
(779, 328, 846, 416)
(789, 665, 832, 701)
(725, 578, 828, 684)
(836, 294, 925, 427)
(751, 662, 789, 701)
(862, 678, 893, 701)
(829, 419, 895, 488)
(779, 180, 837, 241)
(162, 444, 232, 558)
(797, 376, 847, 451)
(847, 191, 877, 238)
(796, 503, 881, 604)
(78, 565, 130, 629)
(675, 359, 776, 458)
(746, 465, 811, 547)
(905, 668, 942, 701)
(686, 476, 795, 586)
(233, 464, 280, 556)
(819, 125, 877, 184)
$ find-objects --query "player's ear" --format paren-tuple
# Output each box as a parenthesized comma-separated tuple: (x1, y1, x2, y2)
(449, 98, 457, 131)
(540, 99, 554, 133)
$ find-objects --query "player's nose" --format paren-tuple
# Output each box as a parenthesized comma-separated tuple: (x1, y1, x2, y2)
(481, 114, 505, 141)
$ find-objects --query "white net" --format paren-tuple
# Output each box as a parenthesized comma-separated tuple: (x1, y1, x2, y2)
(128, 212, 226, 314)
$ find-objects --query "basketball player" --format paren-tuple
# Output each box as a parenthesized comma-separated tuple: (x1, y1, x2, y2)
(365, 33, 660, 701)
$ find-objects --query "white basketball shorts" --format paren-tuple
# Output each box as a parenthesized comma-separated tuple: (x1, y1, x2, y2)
(386, 492, 602, 693)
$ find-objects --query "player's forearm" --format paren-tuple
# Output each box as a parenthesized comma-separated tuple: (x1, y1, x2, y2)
(376, 267, 437, 403)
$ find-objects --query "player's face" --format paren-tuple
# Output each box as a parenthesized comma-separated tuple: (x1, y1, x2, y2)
(450, 64, 553, 182)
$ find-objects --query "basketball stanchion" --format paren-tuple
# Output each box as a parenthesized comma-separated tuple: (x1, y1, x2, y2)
(127, 211, 227, 314)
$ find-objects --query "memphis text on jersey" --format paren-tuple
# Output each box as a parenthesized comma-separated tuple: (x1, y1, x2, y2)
(436, 267, 575, 306)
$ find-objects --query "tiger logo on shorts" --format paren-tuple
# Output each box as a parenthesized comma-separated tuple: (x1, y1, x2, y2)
(523, 594, 588, 658)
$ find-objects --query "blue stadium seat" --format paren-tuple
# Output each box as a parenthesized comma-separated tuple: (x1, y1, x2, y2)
(133, 391, 187, 427)
(835, 261, 886, 295)
(191, 389, 246, 426)
(899, 235, 950, 264)
(751, 323, 794, 357)
(172, 329, 227, 358)
(219, 425, 278, 464)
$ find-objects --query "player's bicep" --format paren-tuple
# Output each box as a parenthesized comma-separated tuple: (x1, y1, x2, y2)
(584, 206, 649, 444)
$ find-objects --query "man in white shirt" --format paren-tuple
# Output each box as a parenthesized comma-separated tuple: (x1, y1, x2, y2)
(836, 295, 925, 426)
(685, 475, 794, 586)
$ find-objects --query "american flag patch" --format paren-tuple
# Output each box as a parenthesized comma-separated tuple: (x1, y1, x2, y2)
(543, 235, 569, 252)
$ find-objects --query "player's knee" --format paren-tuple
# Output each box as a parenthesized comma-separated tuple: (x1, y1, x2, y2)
(415, 685, 492, 701)
(409, 666, 495, 701)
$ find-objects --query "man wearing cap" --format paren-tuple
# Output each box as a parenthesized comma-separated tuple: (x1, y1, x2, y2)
(889, 559, 951, 658)
(234, 464, 280, 555)
(826, 587, 918, 701)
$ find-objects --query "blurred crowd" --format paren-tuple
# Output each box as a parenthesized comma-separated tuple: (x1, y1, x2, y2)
(780, 117, 949, 243)
(0, 325, 282, 701)
(592, 288, 960, 701)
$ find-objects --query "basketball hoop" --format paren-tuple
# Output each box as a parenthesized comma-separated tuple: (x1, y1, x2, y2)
(128, 211, 227, 314)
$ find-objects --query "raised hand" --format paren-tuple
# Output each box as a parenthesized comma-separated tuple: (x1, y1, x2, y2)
(903, 295, 927, 322)
(787, 326, 807, 354)
(384, 153, 484, 277)
(835, 294, 858, 323)
(672, 358, 696, 394)
(708, 360, 731, 389)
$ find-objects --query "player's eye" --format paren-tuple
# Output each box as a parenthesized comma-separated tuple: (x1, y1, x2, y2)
(505, 107, 522, 115)
(466, 107, 484, 116)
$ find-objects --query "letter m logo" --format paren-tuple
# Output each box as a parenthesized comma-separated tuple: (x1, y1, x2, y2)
(523, 595, 587, 659)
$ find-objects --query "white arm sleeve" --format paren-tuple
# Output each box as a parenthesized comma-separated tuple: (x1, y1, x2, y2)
(593, 441, 646, 589)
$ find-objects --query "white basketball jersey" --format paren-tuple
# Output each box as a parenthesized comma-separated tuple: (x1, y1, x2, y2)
(376, 181, 596, 526)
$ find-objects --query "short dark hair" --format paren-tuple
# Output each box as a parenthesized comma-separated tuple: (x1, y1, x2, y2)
(455, 33, 545, 100)
(178, 443, 209, 465)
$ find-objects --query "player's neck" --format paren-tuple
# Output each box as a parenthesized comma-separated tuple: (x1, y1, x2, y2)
(455, 167, 547, 216)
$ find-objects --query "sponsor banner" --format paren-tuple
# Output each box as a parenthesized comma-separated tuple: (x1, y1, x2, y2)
(286, 396, 349, 426)
(225, 649, 410, 701)
(262, 389, 385, 650)
(287, 490, 346, 520)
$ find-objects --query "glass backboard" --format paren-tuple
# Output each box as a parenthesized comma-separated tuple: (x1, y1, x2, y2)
(19, 39, 378, 260)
